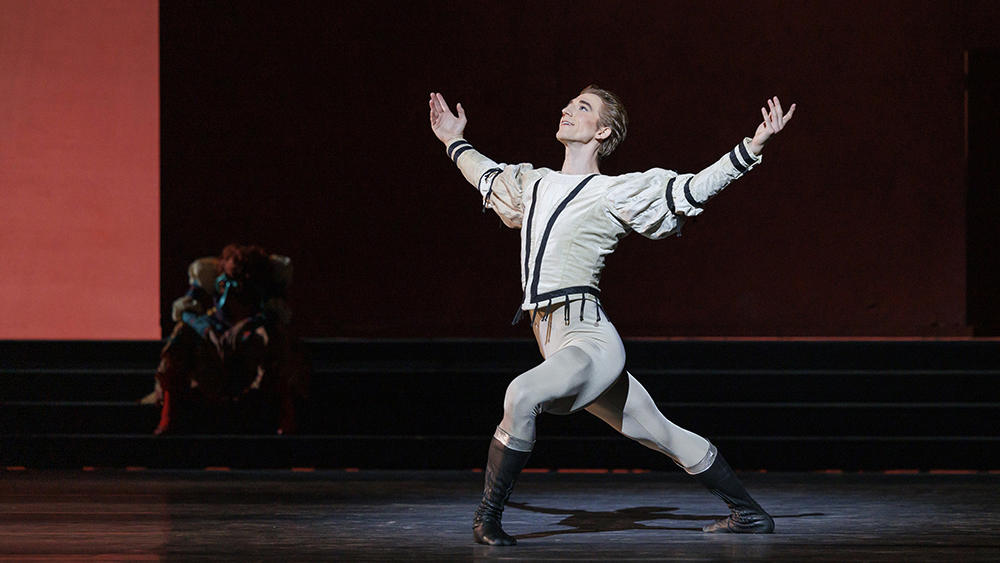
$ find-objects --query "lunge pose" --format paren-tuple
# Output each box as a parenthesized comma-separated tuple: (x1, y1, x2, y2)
(429, 87, 794, 545)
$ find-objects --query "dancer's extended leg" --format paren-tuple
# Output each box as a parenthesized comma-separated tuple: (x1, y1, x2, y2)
(585, 372, 710, 468)
(586, 372, 773, 533)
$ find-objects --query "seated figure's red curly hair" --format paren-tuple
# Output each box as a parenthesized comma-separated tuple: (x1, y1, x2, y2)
(219, 244, 273, 284)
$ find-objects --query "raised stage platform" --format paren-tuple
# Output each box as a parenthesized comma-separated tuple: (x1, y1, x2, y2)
(2, 339, 999, 471)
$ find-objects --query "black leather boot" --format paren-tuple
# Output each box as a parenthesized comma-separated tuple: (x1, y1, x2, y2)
(691, 446, 774, 533)
(473, 429, 532, 546)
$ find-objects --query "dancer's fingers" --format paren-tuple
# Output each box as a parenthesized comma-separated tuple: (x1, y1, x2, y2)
(783, 103, 796, 123)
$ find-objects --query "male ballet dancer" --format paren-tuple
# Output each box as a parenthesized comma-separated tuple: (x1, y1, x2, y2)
(429, 86, 794, 545)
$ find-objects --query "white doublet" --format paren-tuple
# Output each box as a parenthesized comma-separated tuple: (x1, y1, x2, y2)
(448, 139, 761, 312)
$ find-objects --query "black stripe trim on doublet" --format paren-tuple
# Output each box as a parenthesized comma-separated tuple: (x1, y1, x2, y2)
(522, 179, 542, 293)
(511, 179, 542, 326)
(528, 174, 598, 301)
(682, 177, 704, 209)
(534, 285, 601, 303)
(513, 286, 604, 325)
(448, 139, 472, 163)
(665, 177, 677, 215)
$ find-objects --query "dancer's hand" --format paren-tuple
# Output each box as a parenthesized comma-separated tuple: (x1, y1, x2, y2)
(429, 92, 467, 145)
(748, 97, 795, 155)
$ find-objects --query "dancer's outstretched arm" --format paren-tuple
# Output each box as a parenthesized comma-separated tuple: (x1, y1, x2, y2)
(429, 92, 527, 228)
(610, 96, 797, 231)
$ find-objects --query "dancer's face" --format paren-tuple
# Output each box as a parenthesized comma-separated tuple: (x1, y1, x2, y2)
(557, 93, 610, 146)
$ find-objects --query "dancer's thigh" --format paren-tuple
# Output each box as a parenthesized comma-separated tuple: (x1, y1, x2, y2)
(585, 371, 710, 468)
(584, 370, 631, 431)
(585, 371, 662, 432)
(507, 344, 619, 416)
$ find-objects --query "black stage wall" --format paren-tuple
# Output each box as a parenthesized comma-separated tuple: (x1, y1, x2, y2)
(160, 0, 1000, 339)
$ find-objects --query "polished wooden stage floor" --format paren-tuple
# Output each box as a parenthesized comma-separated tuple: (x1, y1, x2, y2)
(2, 469, 998, 562)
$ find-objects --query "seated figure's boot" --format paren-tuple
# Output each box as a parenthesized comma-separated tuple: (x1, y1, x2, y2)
(153, 325, 194, 435)
(689, 444, 774, 533)
(154, 390, 174, 435)
(473, 427, 532, 546)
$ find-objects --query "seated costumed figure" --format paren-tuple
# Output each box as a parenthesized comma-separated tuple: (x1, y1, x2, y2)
(150, 244, 309, 435)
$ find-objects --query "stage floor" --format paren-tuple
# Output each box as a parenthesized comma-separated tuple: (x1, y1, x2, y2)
(1, 469, 998, 562)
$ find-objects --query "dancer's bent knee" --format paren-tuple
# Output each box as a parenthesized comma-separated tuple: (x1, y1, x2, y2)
(500, 379, 543, 443)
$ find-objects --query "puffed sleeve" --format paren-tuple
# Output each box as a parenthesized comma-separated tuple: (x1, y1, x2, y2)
(446, 139, 535, 229)
(603, 169, 685, 239)
(605, 138, 762, 239)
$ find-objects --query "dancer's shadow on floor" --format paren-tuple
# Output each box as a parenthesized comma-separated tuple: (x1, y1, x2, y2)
(507, 501, 824, 538)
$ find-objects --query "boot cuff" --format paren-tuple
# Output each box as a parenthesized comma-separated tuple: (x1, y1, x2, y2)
(494, 426, 534, 452)
(683, 443, 718, 475)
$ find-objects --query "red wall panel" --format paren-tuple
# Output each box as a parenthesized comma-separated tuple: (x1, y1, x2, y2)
(0, 0, 159, 339)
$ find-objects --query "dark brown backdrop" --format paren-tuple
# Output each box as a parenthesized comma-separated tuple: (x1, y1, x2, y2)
(160, 0, 1000, 338)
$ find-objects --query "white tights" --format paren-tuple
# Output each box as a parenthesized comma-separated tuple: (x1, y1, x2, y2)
(498, 300, 711, 470)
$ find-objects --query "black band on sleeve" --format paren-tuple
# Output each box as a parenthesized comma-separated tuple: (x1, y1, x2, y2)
(447, 139, 468, 158)
(451, 146, 472, 163)
(683, 177, 704, 209)
(737, 141, 756, 170)
(665, 177, 677, 215)
(447, 139, 472, 162)
(728, 147, 749, 174)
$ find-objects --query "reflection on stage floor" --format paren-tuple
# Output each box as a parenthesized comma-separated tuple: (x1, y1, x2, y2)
(1, 469, 998, 562)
